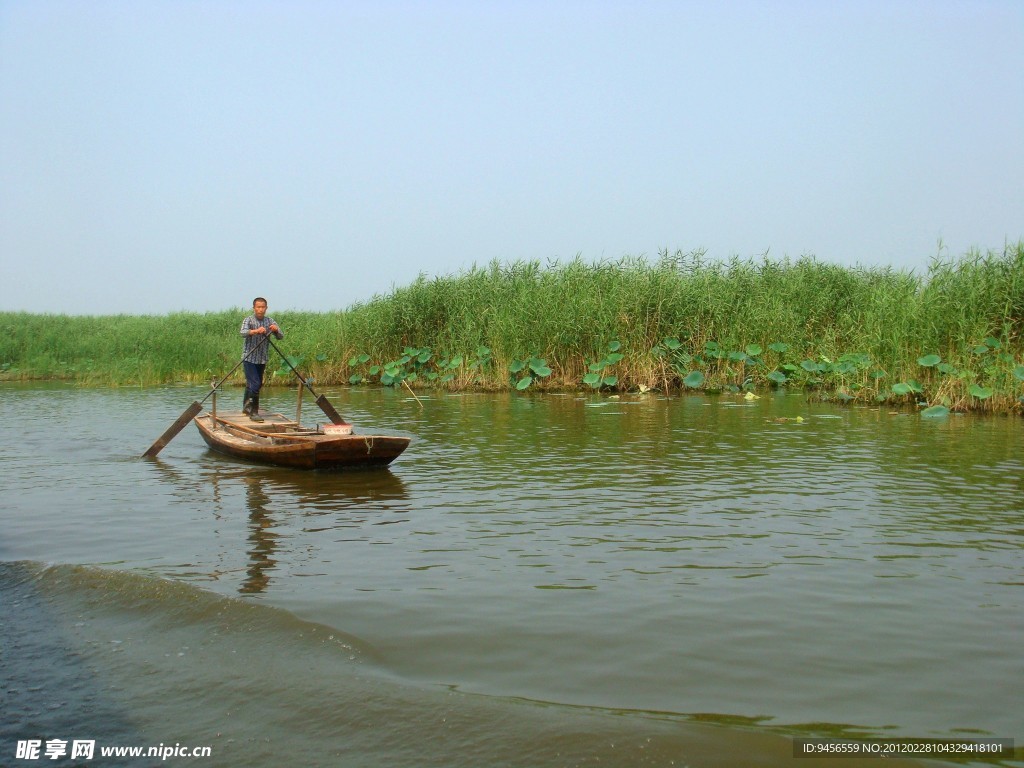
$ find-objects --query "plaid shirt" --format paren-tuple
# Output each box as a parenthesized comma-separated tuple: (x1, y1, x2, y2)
(240, 315, 284, 364)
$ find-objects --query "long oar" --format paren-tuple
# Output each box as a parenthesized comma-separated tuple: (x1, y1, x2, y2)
(266, 335, 350, 426)
(142, 333, 272, 458)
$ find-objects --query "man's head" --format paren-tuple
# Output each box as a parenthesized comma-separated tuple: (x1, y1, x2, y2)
(253, 297, 268, 320)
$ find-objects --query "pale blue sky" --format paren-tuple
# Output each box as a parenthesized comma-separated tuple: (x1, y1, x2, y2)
(2, 0, 1022, 316)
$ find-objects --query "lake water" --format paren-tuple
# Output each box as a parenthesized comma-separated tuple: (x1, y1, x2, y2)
(1, 383, 1021, 767)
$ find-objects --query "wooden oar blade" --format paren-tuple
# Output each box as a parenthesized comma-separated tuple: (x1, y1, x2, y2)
(143, 401, 203, 458)
(315, 394, 349, 426)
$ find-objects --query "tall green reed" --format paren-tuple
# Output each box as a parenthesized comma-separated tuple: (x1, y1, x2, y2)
(2, 242, 1021, 411)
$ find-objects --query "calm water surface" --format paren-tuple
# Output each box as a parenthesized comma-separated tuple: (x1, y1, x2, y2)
(1, 383, 1021, 767)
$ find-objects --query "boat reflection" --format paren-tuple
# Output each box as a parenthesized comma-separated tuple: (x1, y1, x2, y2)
(147, 456, 409, 594)
(148, 452, 409, 509)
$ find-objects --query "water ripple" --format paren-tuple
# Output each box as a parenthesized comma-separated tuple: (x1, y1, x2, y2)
(1, 385, 1021, 741)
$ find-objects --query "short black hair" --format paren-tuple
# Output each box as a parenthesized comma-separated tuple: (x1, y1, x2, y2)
(253, 297, 267, 306)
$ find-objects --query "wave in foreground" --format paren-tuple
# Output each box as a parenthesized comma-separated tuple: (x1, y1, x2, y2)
(0, 561, 944, 768)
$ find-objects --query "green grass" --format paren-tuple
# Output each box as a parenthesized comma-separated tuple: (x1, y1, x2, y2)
(2, 242, 1022, 413)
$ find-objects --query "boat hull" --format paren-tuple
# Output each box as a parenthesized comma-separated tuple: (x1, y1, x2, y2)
(193, 412, 410, 470)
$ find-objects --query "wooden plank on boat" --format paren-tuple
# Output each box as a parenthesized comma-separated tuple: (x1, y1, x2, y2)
(213, 410, 297, 426)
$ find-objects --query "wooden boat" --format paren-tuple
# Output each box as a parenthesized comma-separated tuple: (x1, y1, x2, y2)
(193, 410, 410, 470)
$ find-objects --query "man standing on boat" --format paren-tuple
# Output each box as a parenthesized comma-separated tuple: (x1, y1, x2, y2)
(240, 297, 284, 423)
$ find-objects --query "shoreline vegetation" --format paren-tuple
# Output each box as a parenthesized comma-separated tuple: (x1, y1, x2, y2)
(3, 244, 1023, 414)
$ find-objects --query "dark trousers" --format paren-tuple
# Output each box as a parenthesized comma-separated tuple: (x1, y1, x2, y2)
(243, 362, 266, 395)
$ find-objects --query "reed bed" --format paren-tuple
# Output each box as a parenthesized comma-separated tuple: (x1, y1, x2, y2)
(2, 242, 1022, 413)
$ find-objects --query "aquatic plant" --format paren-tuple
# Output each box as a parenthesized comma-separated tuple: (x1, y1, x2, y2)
(466, 346, 493, 385)
(510, 355, 552, 390)
(583, 341, 623, 389)
(370, 346, 434, 387)
(682, 370, 706, 389)
(273, 353, 304, 379)
(347, 353, 372, 384)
